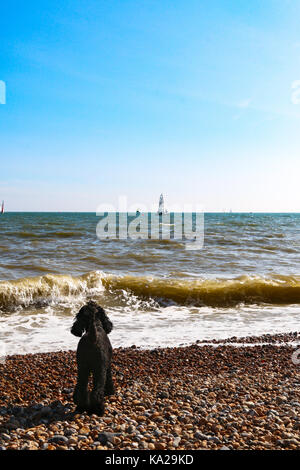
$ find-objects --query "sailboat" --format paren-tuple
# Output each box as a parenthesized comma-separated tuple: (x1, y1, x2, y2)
(1, 201, 4, 214)
(157, 194, 168, 215)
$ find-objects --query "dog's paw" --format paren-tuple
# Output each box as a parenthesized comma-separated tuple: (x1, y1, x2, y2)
(104, 385, 115, 396)
(88, 405, 105, 416)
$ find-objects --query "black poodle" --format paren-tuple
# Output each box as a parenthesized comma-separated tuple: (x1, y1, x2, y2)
(71, 301, 115, 415)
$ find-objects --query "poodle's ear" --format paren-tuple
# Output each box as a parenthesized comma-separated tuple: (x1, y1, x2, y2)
(97, 306, 113, 334)
(71, 315, 85, 337)
(71, 303, 92, 337)
(71, 322, 83, 337)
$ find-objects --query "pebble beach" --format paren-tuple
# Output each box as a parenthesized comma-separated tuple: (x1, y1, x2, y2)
(0, 332, 299, 451)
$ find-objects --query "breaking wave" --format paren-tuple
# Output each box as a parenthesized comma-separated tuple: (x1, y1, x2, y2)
(1, 271, 300, 312)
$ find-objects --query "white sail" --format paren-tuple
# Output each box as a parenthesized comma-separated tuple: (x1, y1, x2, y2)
(157, 194, 167, 215)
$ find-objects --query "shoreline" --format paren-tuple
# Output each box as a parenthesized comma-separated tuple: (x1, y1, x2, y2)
(0, 332, 299, 450)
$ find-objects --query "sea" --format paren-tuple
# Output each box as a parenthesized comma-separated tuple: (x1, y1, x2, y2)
(0, 212, 299, 356)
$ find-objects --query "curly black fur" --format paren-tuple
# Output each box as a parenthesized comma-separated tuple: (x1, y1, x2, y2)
(71, 301, 115, 415)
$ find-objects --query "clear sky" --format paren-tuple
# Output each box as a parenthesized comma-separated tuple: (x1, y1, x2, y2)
(1, 0, 300, 212)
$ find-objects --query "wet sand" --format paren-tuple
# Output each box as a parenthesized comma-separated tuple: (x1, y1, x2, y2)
(0, 332, 299, 450)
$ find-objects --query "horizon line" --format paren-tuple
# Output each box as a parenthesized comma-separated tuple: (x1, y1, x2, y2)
(2, 211, 300, 214)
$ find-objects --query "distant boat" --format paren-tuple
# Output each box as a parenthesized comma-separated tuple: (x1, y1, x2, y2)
(157, 194, 168, 215)
(1, 201, 4, 214)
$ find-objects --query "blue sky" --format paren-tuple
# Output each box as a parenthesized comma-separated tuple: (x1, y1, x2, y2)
(1, 0, 300, 211)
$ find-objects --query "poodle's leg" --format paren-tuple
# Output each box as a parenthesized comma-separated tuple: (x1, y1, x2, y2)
(89, 368, 106, 416)
(104, 366, 115, 396)
(73, 366, 89, 413)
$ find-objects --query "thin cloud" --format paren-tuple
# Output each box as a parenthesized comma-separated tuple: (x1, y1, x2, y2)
(236, 98, 252, 109)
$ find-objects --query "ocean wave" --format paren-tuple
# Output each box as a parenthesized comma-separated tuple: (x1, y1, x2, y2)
(1, 271, 300, 312)
(0, 272, 105, 311)
(5, 230, 82, 239)
(102, 273, 300, 307)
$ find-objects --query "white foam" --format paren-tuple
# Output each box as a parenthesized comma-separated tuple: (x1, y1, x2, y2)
(0, 303, 299, 356)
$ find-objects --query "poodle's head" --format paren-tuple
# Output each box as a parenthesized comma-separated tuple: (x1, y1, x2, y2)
(71, 301, 113, 337)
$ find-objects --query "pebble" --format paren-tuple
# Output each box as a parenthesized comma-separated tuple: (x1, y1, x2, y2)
(49, 435, 69, 444)
(0, 333, 299, 450)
